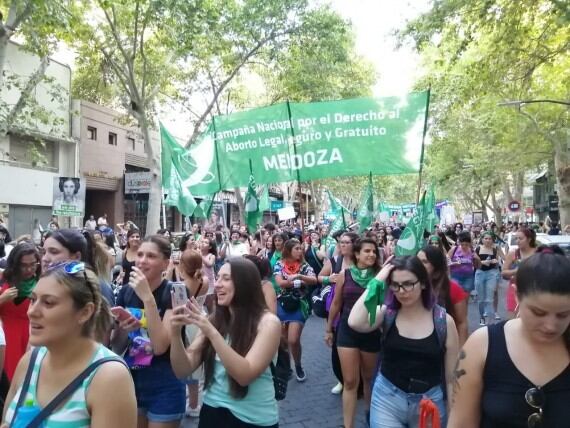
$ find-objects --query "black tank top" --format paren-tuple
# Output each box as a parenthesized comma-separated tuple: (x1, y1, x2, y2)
(122, 253, 136, 285)
(482, 321, 570, 428)
(476, 246, 499, 271)
(380, 324, 442, 393)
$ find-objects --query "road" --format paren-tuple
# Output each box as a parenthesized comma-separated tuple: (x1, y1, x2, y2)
(182, 281, 508, 428)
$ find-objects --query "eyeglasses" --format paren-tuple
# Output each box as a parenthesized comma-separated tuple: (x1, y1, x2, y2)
(389, 281, 419, 293)
(20, 262, 40, 271)
(525, 387, 544, 428)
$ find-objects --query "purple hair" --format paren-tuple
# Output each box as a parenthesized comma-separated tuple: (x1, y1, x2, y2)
(385, 256, 436, 310)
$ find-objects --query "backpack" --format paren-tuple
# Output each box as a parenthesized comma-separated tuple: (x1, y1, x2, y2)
(382, 304, 448, 398)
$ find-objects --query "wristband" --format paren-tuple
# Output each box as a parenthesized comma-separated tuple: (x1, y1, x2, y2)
(323, 276, 330, 286)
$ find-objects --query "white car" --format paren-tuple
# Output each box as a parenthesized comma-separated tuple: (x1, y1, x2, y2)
(536, 234, 570, 257)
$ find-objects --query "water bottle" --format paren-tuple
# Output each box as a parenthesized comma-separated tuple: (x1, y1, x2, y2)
(13, 398, 43, 428)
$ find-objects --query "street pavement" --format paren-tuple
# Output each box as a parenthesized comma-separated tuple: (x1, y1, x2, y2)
(182, 280, 508, 428)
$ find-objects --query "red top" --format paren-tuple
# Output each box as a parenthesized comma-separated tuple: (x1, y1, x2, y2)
(0, 282, 31, 381)
(450, 279, 468, 305)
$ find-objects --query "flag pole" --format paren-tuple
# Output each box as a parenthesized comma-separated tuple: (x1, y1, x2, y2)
(286, 100, 305, 234)
(211, 116, 225, 228)
(416, 87, 431, 204)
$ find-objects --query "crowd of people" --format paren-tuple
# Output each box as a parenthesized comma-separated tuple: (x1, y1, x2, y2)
(0, 214, 567, 428)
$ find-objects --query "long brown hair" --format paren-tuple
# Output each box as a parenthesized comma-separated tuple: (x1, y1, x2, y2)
(202, 258, 267, 398)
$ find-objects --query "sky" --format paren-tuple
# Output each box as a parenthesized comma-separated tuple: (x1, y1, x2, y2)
(328, 0, 430, 96)
(49, 1, 431, 140)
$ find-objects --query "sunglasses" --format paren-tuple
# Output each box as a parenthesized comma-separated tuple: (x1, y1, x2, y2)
(525, 387, 544, 428)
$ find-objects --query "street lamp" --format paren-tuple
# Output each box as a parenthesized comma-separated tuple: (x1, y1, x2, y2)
(498, 99, 570, 108)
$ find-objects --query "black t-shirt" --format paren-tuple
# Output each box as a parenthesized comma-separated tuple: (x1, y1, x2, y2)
(116, 280, 172, 368)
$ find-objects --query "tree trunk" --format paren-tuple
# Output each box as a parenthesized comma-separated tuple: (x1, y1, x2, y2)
(554, 142, 570, 228)
(490, 191, 503, 228)
(136, 110, 161, 236)
(234, 187, 244, 226)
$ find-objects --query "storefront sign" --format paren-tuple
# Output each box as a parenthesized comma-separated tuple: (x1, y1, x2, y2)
(125, 172, 152, 194)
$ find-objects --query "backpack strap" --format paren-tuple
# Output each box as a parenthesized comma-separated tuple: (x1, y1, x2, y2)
(11, 347, 41, 427)
(432, 304, 448, 401)
(26, 356, 126, 428)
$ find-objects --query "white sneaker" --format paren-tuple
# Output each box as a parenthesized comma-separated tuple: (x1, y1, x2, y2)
(186, 405, 201, 418)
(331, 382, 343, 394)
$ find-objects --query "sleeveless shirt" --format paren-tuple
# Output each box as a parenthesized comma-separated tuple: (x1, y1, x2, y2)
(340, 270, 366, 321)
(5, 345, 119, 427)
(481, 321, 570, 427)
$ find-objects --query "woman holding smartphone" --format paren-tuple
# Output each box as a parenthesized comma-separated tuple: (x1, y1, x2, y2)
(170, 258, 281, 427)
(111, 235, 184, 428)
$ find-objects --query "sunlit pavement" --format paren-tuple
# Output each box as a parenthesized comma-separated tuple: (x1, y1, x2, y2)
(182, 280, 508, 428)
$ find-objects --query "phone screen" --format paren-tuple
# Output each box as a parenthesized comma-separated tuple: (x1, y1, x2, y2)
(171, 282, 188, 307)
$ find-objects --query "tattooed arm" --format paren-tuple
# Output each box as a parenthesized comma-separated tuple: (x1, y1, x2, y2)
(444, 313, 459, 411)
(447, 327, 488, 428)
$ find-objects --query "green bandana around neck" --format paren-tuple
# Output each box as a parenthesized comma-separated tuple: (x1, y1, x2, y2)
(364, 278, 386, 325)
(349, 265, 375, 288)
(17, 277, 37, 299)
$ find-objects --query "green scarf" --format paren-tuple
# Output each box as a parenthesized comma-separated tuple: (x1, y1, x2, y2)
(349, 265, 375, 288)
(364, 279, 386, 326)
(17, 277, 37, 299)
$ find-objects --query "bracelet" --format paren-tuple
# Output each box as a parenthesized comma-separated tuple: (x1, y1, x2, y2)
(322, 276, 330, 286)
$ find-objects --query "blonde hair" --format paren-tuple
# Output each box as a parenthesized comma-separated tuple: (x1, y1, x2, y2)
(42, 266, 112, 340)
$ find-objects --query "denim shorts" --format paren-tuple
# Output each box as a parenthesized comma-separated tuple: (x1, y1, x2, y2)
(451, 273, 475, 293)
(131, 360, 186, 422)
(370, 374, 447, 428)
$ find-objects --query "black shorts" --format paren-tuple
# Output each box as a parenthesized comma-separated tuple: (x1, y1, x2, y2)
(336, 317, 382, 353)
(199, 404, 278, 428)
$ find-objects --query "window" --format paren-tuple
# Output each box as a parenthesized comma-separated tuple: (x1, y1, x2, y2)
(128, 137, 135, 151)
(108, 132, 117, 146)
(87, 126, 97, 140)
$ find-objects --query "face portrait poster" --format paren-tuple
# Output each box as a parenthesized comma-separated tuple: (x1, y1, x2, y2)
(52, 177, 86, 217)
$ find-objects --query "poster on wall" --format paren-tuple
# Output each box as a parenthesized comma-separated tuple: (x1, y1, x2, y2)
(52, 177, 86, 217)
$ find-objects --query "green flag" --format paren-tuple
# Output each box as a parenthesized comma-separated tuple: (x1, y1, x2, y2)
(194, 193, 216, 219)
(187, 92, 429, 194)
(161, 123, 198, 216)
(395, 193, 427, 256)
(357, 174, 374, 232)
(325, 207, 347, 250)
(244, 173, 261, 233)
(258, 185, 270, 213)
(425, 184, 439, 233)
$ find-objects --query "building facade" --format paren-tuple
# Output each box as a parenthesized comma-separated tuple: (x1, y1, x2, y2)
(0, 41, 77, 240)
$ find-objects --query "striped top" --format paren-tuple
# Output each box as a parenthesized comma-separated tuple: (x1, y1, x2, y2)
(5, 345, 119, 427)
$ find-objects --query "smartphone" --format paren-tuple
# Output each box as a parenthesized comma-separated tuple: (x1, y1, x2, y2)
(111, 306, 135, 322)
(171, 282, 189, 307)
(172, 250, 181, 264)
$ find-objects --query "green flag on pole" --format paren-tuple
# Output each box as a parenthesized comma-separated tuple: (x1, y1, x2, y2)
(395, 192, 427, 256)
(324, 190, 347, 251)
(244, 173, 261, 233)
(194, 193, 217, 219)
(258, 185, 270, 213)
(357, 174, 374, 232)
(425, 184, 439, 233)
(160, 123, 198, 216)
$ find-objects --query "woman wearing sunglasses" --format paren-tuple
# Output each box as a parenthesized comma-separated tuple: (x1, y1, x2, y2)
(2, 262, 136, 427)
(348, 256, 459, 427)
(448, 248, 570, 428)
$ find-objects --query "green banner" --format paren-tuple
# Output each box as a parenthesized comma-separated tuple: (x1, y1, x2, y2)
(187, 92, 429, 195)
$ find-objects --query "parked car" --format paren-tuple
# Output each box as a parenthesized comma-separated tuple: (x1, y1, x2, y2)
(536, 234, 570, 257)
(502, 232, 520, 254)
